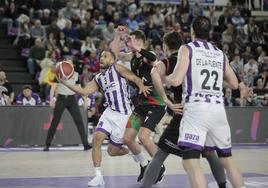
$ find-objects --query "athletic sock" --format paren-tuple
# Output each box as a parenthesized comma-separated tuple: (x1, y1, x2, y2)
(135, 152, 148, 167)
(94, 167, 102, 177)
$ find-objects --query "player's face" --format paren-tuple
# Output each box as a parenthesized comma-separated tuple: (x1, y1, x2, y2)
(99, 51, 114, 69)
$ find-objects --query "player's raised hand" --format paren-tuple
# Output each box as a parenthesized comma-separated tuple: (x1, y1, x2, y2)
(115, 25, 128, 36)
(164, 98, 184, 115)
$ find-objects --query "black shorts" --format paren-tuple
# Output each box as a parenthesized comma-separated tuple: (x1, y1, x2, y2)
(158, 114, 183, 157)
(134, 105, 166, 132)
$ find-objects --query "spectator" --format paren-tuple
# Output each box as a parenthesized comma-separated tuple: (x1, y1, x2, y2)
(40, 9, 52, 26)
(126, 12, 139, 31)
(152, 7, 165, 29)
(154, 44, 164, 60)
(46, 18, 61, 38)
(103, 22, 115, 42)
(224, 88, 236, 106)
(77, 20, 90, 41)
(13, 20, 31, 48)
(244, 58, 259, 76)
(61, 1, 74, 20)
(180, 0, 190, 16)
(62, 20, 78, 42)
(56, 11, 67, 30)
(104, 4, 114, 24)
(231, 9, 245, 29)
(208, 6, 218, 29)
(191, 0, 203, 19)
(256, 46, 266, 64)
(27, 38, 46, 76)
(252, 26, 265, 45)
(240, 3, 251, 21)
(71, 13, 81, 27)
(222, 23, 234, 45)
(16, 85, 41, 106)
(0, 71, 14, 103)
(218, 8, 231, 32)
(242, 46, 253, 64)
(235, 27, 248, 50)
(81, 36, 96, 56)
(163, 15, 174, 33)
(244, 17, 256, 42)
(2, 2, 18, 34)
(30, 19, 46, 41)
(230, 54, 244, 78)
(83, 50, 100, 73)
(56, 31, 72, 58)
(0, 86, 11, 106)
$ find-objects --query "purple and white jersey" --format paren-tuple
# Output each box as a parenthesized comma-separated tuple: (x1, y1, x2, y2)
(182, 39, 225, 104)
(94, 64, 132, 115)
(16, 92, 41, 106)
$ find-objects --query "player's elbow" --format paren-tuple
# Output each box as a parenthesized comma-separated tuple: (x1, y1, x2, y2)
(230, 82, 239, 90)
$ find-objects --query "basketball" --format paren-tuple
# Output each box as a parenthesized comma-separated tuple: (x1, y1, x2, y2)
(55, 61, 74, 80)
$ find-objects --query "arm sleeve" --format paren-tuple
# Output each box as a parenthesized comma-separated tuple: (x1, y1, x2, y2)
(139, 49, 157, 62)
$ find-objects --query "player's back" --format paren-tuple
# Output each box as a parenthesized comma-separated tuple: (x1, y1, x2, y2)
(183, 39, 225, 105)
(94, 64, 132, 115)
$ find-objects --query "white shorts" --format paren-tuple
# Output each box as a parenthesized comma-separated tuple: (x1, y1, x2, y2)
(178, 102, 232, 154)
(96, 107, 131, 147)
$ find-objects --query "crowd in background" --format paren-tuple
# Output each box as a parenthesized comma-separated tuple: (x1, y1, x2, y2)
(0, 0, 267, 111)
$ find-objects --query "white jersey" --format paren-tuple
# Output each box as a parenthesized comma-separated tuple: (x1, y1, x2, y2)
(94, 64, 132, 115)
(182, 39, 226, 104)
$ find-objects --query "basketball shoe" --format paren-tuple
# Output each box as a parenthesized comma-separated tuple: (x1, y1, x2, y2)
(155, 165, 166, 184)
(88, 175, 105, 187)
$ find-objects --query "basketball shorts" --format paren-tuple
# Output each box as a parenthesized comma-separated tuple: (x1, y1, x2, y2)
(158, 114, 183, 157)
(178, 103, 232, 156)
(126, 105, 166, 132)
(96, 107, 131, 147)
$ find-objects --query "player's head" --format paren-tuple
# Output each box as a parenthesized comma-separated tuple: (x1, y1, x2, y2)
(191, 16, 211, 40)
(99, 49, 116, 69)
(163, 31, 183, 54)
(130, 30, 146, 46)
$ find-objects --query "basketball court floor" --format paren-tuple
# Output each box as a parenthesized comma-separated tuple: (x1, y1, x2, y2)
(0, 145, 268, 188)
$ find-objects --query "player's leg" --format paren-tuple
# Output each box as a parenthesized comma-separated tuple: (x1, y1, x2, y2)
(204, 151, 227, 188)
(123, 113, 149, 182)
(138, 105, 166, 157)
(44, 96, 66, 151)
(88, 130, 107, 187)
(107, 143, 129, 156)
(66, 96, 90, 150)
(141, 148, 169, 188)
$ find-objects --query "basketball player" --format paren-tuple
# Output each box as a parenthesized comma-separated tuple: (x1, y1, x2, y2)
(141, 31, 227, 188)
(164, 16, 245, 188)
(43, 62, 91, 151)
(111, 28, 166, 183)
(60, 49, 151, 187)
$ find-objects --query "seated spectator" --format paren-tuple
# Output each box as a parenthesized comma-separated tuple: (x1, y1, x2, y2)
(224, 88, 236, 106)
(71, 13, 81, 27)
(63, 20, 77, 42)
(222, 23, 234, 45)
(61, 1, 74, 20)
(81, 36, 96, 56)
(152, 7, 165, 29)
(27, 38, 46, 76)
(163, 15, 174, 33)
(235, 27, 248, 50)
(89, 20, 104, 40)
(103, 22, 115, 43)
(40, 9, 52, 26)
(30, 19, 46, 42)
(244, 17, 256, 42)
(56, 11, 67, 30)
(46, 18, 61, 38)
(230, 54, 244, 78)
(231, 9, 245, 29)
(256, 46, 266, 64)
(2, 1, 18, 34)
(242, 46, 253, 64)
(43, 32, 57, 53)
(252, 26, 266, 45)
(0, 71, 14, 103)
(126, 12, 139, 31)
(16, 85, 41, 106)
(244, 58, 258, 76)
(218, 8, 231, 32)
(14, 19, 31, 48)
(82, 50, 100, 73)
(0, 86, 11, 106)
(56, 31, 72, 58)
(77, 20, 90, 41)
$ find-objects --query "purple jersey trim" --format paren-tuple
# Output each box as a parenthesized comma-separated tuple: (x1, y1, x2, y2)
(203, 41, 209, 49)
(95, 127, 111, 137)
(110, 139, 123, 147)
(178, 141, 203, 151)
(112, 90, 120, 112)
(114, 64, 128, 115)
(223, 53, 226, 72)
(204, 146, 232, 154)
(185, 44, 193, 102)
(193, 41, 200, 47)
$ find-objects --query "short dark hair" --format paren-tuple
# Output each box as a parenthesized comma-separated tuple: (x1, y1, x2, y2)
(192, 16, 211, 40)
(102, 49, 116, 60)
(23, 85, 32, 90)
(130, 30, 146, 43)
(163, 31, 184, 51)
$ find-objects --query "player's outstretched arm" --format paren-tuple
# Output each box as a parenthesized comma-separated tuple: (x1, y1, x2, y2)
(151, 61, 183, 114)
(110, 25, 128, 56)
(223, 55, 239, 90)
(115, 63, 151, 96)
(165, 45, 189, 87)
(60, 79, 99, 96)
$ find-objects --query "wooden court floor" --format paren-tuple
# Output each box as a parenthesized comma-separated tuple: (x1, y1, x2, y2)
(0, 145, 268, 188)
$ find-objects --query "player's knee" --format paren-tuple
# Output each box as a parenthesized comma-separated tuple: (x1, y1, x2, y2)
(92, 135, 104, 147)
(107, 147, 117, 156)
(123, 136, 132, 145)
(138, 133, 149, 145)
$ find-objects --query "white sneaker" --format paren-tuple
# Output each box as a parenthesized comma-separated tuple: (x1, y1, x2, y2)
(88, 175, 105, 187)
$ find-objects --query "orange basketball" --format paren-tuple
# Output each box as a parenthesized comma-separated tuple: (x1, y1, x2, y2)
(55, 61, 74, 80)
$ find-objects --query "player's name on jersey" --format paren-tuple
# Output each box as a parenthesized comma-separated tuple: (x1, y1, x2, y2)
(195, 58, 223, 70)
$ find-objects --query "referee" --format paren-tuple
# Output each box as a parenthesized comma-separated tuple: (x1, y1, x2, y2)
(43, 64, 91, 151)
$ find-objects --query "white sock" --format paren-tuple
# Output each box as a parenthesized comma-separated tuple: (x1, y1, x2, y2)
(94, 167, 102, 177)
(134, 152, 148, 167)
